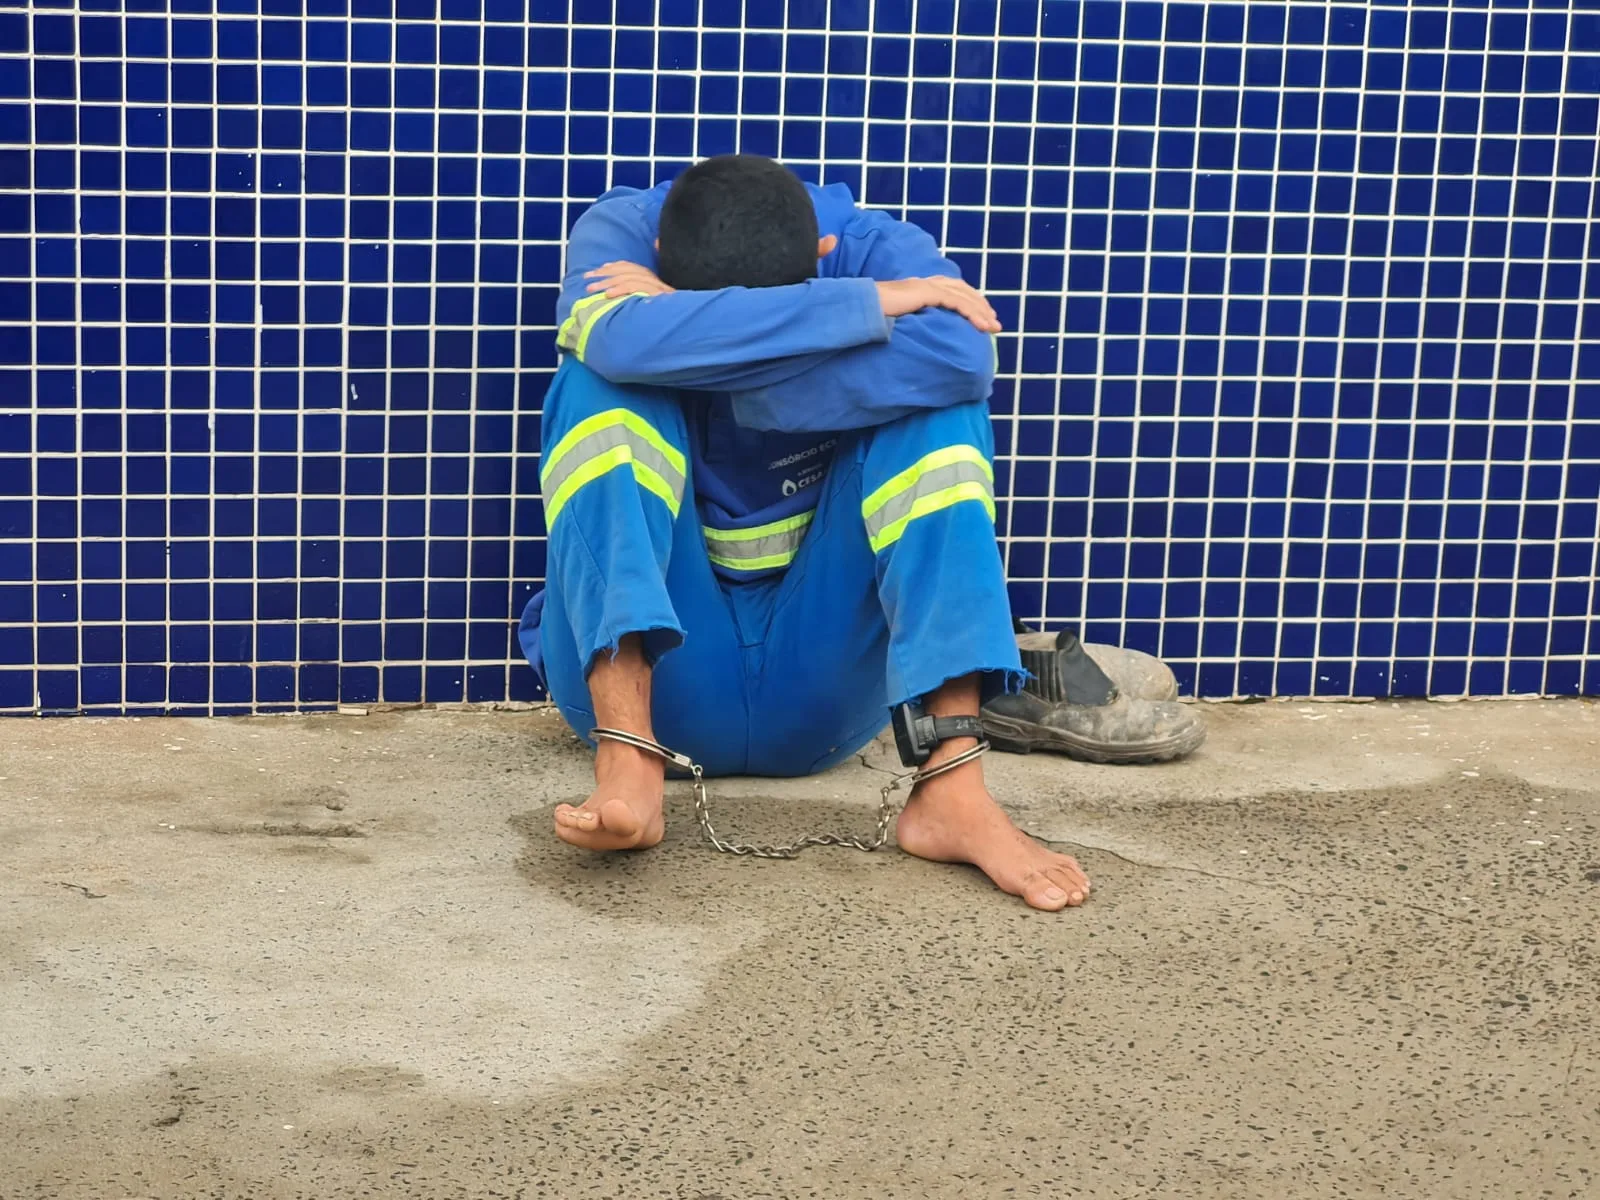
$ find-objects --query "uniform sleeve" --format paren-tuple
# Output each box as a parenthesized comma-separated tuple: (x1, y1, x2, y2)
(554, 197, 892, 389)
(725, 209, 998, 434)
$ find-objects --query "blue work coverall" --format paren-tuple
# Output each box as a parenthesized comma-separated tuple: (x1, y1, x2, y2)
(520, 181, 1022, 777)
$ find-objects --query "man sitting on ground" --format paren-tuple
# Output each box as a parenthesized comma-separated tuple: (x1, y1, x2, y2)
(520, 155, 1202, 910)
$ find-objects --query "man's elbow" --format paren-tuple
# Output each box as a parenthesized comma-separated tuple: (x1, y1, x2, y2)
(561, 300, 657, 384)
(945, 331, 997, 401)
(906, 311, 996, 401)
(573, 338, 645, 385)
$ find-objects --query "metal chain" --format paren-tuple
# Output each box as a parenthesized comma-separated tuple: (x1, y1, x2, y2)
(590, 727, 989, 860)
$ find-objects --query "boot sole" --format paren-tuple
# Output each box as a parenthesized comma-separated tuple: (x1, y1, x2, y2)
(980, 710, 1206, 766)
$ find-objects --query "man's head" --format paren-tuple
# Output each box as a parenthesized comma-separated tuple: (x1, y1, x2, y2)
(656, 155, 835, 291)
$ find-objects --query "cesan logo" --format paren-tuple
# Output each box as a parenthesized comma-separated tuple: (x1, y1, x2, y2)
(781, 465, 827, 497)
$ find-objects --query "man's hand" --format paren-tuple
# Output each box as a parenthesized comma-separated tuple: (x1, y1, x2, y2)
(876, 277, 1001, 333)
(586, 261, 674, 299)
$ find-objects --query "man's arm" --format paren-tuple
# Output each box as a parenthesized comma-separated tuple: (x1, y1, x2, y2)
(725, 210, 1000, 434)
(554, 197, 891, 388)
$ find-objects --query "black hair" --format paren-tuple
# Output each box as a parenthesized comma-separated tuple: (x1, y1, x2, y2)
(656, 155, 820, 291)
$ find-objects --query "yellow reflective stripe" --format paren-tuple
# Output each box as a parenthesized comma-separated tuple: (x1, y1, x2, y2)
(575, 294, 639, 359)
(555, 291, 650, 360)
(544, 445, 681, 528)
(863, 444, 996, 554)
(861, 444, 993, 523)
(539, 409, 687, 529)
(704, 512, 812, 542)
(555, 292, 610, 354)
(540, 408, 687, 488)
(702, 511, 814, 573)
(707, 549, 801, 572)
(866, 481, 996, 554)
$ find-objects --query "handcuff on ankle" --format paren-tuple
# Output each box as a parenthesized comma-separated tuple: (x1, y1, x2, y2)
(591, 701, 988, 860)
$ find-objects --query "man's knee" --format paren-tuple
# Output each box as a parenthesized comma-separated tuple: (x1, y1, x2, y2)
(870, 398, 995, 455)
(545, 357, 680, 424)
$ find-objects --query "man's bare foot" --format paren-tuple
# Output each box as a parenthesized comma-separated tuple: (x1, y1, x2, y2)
(554, 739, 666, 851)
(559, 634, 666, 851)
(895, 743, 1091, 911)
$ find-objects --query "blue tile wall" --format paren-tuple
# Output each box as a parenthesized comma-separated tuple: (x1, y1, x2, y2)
(1, 0, 1597, 713)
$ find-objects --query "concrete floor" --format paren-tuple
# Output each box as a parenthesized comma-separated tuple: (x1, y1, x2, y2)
(2, 701, 1598, 1200)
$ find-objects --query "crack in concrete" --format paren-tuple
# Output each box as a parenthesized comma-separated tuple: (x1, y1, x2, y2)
(52, 881, 106, 900)
(183, 821, 366, 839)
(1559, 1041, 1580, 1097)
(148, 1068, 189, 1131)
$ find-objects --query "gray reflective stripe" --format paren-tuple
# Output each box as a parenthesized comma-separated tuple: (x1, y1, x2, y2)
(703, 516, 812, 569)
(555, 293, 616, 355)
(862, 459, 994, 542)
(540, 421, 686, 512)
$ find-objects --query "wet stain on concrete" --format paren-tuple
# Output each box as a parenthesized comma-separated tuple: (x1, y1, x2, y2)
(4, 732, 1597, 1199)
(491, 775, 1600, 1198)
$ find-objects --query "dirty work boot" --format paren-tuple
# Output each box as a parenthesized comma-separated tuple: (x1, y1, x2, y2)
(1014, 624, 1179, 702)
(1072, 638, 1179, 702)
(982, 629, 1206, 765)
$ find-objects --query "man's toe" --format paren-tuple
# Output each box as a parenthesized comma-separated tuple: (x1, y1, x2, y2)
(1043, 865, 1089, 906)
(1054, 857, 1091, 894)
(1021, 871, 1074, 911)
